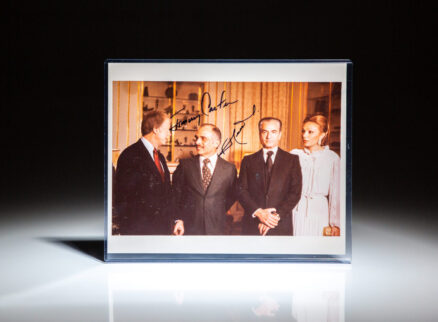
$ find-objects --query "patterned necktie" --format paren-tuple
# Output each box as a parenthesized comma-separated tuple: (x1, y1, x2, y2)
(154, 149, 165, 182)
(202, 158, 212, 190)
(266, 151, 274, 175)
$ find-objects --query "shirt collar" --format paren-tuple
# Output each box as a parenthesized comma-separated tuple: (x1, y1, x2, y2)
(200, 153, 218, 168)
(141, 137, 155, 158)
(263, 146, 278, 156)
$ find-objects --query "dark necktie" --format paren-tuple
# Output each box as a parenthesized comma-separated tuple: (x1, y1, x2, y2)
(266, 151, 274, 175)
(154, 149, 165, 182)
(202, 158, 212, 190)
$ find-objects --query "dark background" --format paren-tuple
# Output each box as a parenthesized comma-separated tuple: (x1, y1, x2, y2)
(3, 1, 436, 228)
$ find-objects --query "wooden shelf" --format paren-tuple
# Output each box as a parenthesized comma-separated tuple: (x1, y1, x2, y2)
(175, 112, 201, 116)
(143, 96, 171, 100)
(174, 98, 199, 102)
(143, 96, 198, 102)
(143, 81, 203, 162)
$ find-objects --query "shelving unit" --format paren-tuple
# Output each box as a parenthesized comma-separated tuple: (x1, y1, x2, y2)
(306, 82, 341, 155)
(141, 81, 204, 163)
(328, 83, 341, 155)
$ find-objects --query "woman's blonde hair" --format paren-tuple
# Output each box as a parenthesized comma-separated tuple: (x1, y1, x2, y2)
(303, 114, 329, 146)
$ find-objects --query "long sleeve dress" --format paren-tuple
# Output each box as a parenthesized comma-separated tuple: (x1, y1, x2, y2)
(290, 146, 340, 236)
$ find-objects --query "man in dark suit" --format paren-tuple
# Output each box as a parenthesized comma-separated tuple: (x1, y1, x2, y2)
(113, 111, 172, 235)
(238, 117, 302, 236)
(172, 124, 237, 235)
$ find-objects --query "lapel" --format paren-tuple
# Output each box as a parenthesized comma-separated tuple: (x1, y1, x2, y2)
(253, 149, 267, 194)
(205, 156, 225, 195)
(137, 139, 162, 181)
(267, 148, 285, 194)
(190, 155, 204, 194)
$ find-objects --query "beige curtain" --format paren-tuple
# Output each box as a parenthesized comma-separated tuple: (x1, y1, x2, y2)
(112, 81, 144, 166)
(201, 82, 308, 169)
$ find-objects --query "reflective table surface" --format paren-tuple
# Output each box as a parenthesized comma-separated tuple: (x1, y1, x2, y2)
(0, 204, 437, 321)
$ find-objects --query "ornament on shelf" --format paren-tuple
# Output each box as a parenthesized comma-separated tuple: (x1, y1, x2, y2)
(143, 104, 154, 113)
(164, 105, 173, 114)
(188, 93, 198, 100)
(165, 85, 177, 98)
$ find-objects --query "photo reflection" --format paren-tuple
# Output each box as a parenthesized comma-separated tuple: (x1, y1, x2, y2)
(108, 264, 346, 322)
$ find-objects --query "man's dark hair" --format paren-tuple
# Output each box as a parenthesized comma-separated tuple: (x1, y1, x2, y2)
(258, 117, 282, 132)
(141, 110, 168, 136)
(200, 123, 222, 142)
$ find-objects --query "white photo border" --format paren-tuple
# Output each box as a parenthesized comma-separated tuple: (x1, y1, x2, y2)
(104, 60, 352, 263)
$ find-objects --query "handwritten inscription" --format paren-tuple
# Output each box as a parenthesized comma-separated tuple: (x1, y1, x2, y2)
(170, 113, 202, 131)
(170, 106, 186, 119)
(170, 90, 238, 131)
(200, 90, 238, 115)
(168, 90, 257, 157)
(218, 104, 257, 157)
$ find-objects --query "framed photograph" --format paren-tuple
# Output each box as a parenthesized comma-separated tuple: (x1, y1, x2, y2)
(104, 60, 352, 262)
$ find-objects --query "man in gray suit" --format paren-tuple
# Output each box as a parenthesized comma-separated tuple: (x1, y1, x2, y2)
(172, 124, 237, 235)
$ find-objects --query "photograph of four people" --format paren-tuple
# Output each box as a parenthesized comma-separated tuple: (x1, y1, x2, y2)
(111, 81, 341, 237)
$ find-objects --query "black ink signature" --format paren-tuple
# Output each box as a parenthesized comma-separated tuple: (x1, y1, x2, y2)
(170, 106, 186, 119)
(218, 104, 257, 157)
(169, 90, 239, 131)
(200, 90, 238, 116)
(170, 114, 203, 131)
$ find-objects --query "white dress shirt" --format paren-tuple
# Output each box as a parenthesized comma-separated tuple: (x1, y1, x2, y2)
(199, 153, 218, 177)
(262, 146, 278, 163)
(141, 137, 163, 170)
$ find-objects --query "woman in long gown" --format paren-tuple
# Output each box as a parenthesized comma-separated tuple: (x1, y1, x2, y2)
(290, 114, 340, 236)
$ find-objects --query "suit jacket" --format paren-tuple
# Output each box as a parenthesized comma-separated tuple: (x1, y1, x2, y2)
(114, 139, 172, 235)
(172, 155, 237, 235)
(238, 148, 302, 235)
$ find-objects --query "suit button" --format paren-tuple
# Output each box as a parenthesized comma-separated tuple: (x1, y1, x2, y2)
(154, 211, 160, 216)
